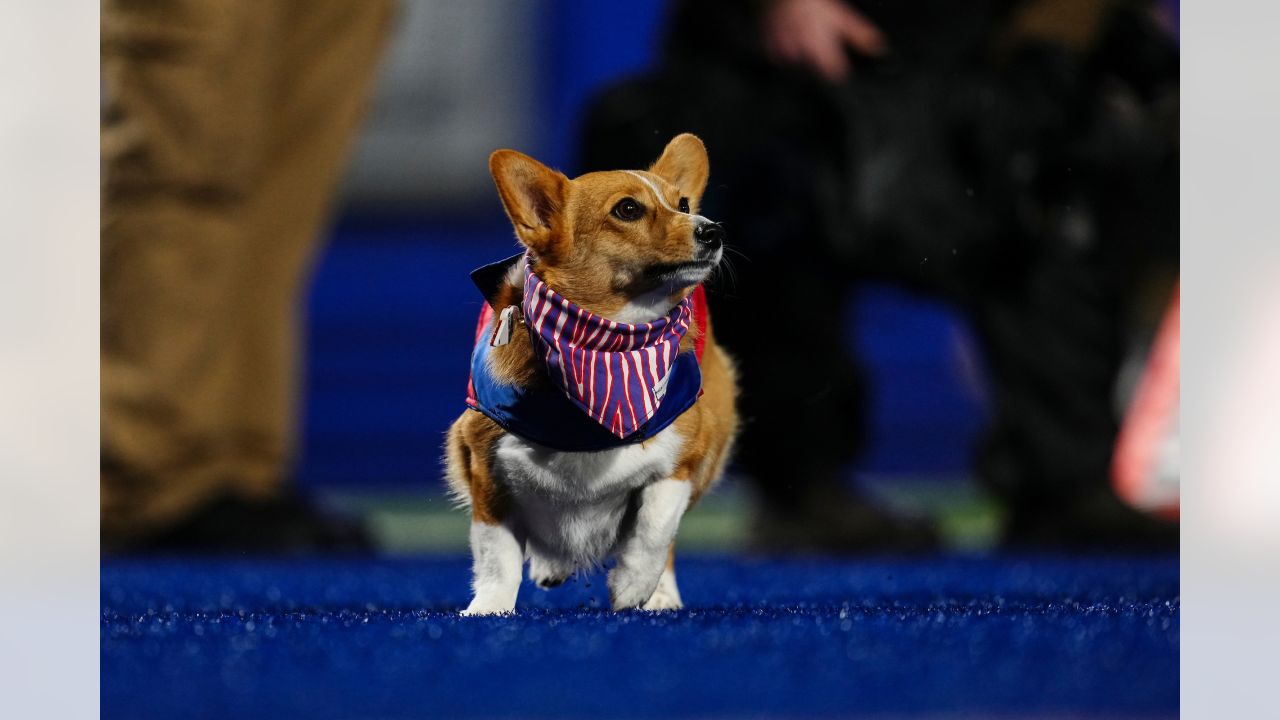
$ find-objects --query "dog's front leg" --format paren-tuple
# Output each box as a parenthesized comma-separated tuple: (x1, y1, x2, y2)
(462, 519, 524, 615)
(609, 478, 691, 610)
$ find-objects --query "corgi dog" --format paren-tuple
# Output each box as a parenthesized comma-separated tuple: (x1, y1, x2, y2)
(445, 133, 739, 615)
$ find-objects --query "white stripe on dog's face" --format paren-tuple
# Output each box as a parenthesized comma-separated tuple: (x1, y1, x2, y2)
(624, 171, 711, 224)
(624, 171, 678, 213)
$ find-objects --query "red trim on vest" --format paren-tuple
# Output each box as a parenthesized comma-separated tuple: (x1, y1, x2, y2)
(465, 303, 494, 408)
(692, 284, 709, 363)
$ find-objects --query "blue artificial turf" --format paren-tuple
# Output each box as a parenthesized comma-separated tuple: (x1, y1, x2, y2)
(102, 555, 1178, 719)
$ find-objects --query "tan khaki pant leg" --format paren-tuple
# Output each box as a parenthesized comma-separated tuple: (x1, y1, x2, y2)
(223, 0, 396, 498)
(101, 0, 279, 544)
(102, 0, 395, 545)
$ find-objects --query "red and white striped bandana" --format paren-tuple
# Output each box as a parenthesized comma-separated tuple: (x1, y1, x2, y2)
(522, 259, 694, 439)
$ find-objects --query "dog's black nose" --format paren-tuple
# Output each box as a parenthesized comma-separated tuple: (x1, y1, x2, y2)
(694, 221, 724, 248)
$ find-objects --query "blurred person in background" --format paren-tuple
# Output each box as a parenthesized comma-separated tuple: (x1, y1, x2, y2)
(101, 0, 395, 552)
(582, 0, 1179, 551)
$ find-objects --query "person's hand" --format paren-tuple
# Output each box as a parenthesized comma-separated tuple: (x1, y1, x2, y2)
(763, 0, 888, 82)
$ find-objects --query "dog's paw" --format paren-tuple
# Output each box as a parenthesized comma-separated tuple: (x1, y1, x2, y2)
(608, 567, 661, 611)
(460, 598, 515, 616)
(641, 568, 683, 611)
(641, 589, 683, 611)
(528, 555, 573, 590)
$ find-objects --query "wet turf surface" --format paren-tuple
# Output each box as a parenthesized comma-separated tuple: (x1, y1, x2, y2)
(102, 555, 1178, 719)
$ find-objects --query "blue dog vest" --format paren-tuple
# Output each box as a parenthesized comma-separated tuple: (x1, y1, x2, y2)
(464, 254, 707, 452)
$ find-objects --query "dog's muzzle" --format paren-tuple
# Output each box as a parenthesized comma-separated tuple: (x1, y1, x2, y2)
(694, 219, 724, 251)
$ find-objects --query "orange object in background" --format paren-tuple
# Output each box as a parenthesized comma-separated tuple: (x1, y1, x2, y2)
(1113, 283, 1180, 519)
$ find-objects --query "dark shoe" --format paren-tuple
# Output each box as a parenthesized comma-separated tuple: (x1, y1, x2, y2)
(750, 484, 940, 554)
(1002, 487, 1178, 551)
(131, 492, 374, 555)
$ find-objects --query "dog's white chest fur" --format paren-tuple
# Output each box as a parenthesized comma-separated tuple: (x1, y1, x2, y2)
(494, 427, 684, 571)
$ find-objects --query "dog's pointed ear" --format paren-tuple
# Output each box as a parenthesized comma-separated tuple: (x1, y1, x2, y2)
(489, 149, 571, 258)
(649, 133, 710, 210)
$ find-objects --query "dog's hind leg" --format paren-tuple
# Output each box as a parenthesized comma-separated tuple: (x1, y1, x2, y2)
(452, 418, 525, 616)
(463, 519, 524, 615)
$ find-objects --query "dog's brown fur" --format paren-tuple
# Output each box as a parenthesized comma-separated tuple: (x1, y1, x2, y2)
(445, 133, 738, 574)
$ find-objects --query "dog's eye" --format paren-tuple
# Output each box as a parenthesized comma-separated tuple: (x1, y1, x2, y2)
(611, 197, 644, 221)
(678, 197, 690, 214)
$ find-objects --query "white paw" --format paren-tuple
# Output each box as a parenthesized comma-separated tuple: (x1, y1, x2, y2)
(641, 567, 683, 611)
(608, 567, 661, 610)
(528, 555, 574, 590)
(641, 587, 683, 611)
(460, 597, 516, 616)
